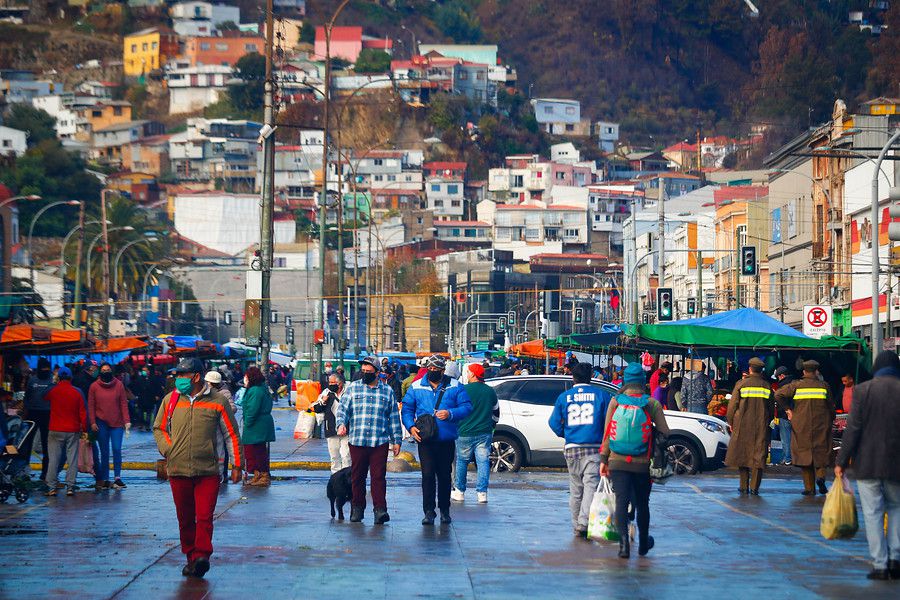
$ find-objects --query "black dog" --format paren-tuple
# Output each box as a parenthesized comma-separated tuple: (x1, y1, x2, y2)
(327, 467, 352, 520)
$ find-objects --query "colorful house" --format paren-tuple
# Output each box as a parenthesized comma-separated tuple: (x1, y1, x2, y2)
(123, 27, 179, 77)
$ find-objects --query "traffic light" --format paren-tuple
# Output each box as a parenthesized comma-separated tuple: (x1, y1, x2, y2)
(285, 315, 293, 327)
(573, 307, 584, 324)
(223, 311, 232, 325)
(740, 246, 757, 276)
(507, 310, 516, 326)
(642, 313, 649, 324)
(686, 298, 696, 315)
(497, 316, 507, 332)
(657, 287, 673, 321)
(286, 327, 294, 344)
(271, 310, 279, 324)
(889, 186, 900, 241)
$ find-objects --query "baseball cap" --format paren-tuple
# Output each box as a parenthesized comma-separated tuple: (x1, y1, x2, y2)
(359, 355, 380, 369)
(174, 357, 205, 374)
(204, 370, 222, 384)
(57, 366, 73, 379)
(772, 366, 789, 379)
(468, 363, 485, 379)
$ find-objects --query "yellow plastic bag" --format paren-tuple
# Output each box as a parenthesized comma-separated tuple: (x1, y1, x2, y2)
(820, 474, 858, 540)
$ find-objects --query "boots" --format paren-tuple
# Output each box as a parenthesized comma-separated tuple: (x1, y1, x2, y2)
(244, 471, 260, 485)
(638, 535, 655, 556)
(250, 472, 271, 487)
(349, 505, 364, 523)
(440, 509, 452, 525)
(816, 478, 828, 495)
(618, 536, 630, 559)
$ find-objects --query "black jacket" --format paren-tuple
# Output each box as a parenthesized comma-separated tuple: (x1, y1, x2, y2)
(312, 390, 339, 437)
(836, 370, 900, 481)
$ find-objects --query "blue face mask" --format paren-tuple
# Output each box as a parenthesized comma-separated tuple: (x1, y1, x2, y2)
(175, 377, 194, 395)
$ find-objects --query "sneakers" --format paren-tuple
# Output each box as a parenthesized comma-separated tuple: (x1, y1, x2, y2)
(66, 488, 75, 497)
(349, 506, 364, 523)
(112, 479, 127, 490)
(374, 509, 390, 525)
(477, 492, 488, 504)
(44, 488, 57, 497)
(783, 459, 792, 466)
(450, 489, 465, 503)
(440, 510, 452, 525)
(422, 511, 436, 525)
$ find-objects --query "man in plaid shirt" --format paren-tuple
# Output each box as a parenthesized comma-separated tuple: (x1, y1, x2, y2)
(337, 356, 402, 524)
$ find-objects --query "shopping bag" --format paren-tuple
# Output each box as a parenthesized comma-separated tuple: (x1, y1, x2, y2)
(587, 477, 620, 542)
(821, 474, 858, 540)
(293, 410, 316, 440)
(77, 437, 94, 475)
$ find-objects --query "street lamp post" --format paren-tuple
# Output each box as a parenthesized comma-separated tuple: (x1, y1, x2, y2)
(27, 200, 81, 289)
(0, 194, 41, 211)
(113, 236, 157, 298)
(59, 219, 107, 328)
(870, 128, 900, 359)
(86, 226, 135, 287)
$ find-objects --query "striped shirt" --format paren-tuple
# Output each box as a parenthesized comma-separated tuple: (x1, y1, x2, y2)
(336, 379, 402, 448)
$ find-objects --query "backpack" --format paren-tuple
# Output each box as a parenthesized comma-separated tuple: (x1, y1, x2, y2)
(606, 394, 653, 457)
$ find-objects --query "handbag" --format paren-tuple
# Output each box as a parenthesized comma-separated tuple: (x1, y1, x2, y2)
(587, 477, 619, 542)
(414, 379, 448, 442)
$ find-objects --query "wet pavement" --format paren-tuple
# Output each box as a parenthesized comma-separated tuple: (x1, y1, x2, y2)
(1, 468, 896, 600)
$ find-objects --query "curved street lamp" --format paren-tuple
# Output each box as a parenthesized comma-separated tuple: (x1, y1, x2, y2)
(0, 194, 41, 211)
(59, 220, 109, 281)
(113, 236, 158, 298)
(86, 226, 135, 288)
(141, 261, 175, 335)
(27, 200, 81, 288)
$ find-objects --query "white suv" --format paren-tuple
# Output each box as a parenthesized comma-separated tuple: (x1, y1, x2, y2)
(486, 375, 730, 473)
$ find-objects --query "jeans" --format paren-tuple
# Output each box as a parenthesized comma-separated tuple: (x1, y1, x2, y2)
(326, 436, 352, 473)
(565, 452, 602, 530)
(46, 431, 79, 490)
(349, 443, 389, 511)
(418, 439, 455, 513)
(779, 419, 792, 463)
(454, 433, 492, 493)
(609, 469, 652, 546)
(27, 409, 51, 481)
(96, 419, 124, 482)
(856, 479, 900, 569)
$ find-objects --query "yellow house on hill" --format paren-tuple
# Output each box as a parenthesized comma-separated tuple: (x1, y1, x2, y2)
(124, 27, 179, 77)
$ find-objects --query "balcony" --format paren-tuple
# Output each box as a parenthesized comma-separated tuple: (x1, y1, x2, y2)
(812, 241, 825, 259)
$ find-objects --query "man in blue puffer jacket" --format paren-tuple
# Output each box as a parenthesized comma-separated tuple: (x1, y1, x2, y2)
(402, 355, 472, 525)
(549, 362, 613, 538)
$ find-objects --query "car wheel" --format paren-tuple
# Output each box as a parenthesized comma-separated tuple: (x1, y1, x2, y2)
(490, 434, 524, 473)
(666, 437, 701, 475)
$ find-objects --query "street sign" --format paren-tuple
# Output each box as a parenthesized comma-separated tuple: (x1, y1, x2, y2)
(803, 305, 833, 339)
(475, 341, 490, 351)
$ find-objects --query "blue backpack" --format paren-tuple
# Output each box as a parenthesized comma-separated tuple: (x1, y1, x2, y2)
(606, 394, 653, 457)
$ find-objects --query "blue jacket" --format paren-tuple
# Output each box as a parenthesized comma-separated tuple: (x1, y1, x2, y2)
(548, 383, 612, 448)
(401, 376, 473, 442)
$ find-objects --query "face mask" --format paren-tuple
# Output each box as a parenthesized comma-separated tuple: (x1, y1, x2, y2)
(175, 377, 194, 395)
(327, 384, 339, 393)
(427, 370, 443, 384)
(361, 371, 377, 385)
(325, 368, 333, 375)
(99, 372, 113, 383)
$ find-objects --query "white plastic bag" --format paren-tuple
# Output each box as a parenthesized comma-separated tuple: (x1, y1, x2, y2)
(293, 410, 316, 440)
(587, 477, 619, 542)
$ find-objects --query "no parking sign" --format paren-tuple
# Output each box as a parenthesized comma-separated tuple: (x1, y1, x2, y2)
(803, 305, 832, 339)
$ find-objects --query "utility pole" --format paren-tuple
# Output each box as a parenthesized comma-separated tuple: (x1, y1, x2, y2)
(871, 128, 900, 360)
(696, 250, 703, 318)
(72, 202, 86, 327)
(259, 0, 276, 368)
(337, 186, 345, 366)
(657, 176, 666, 291)
(100, 189, 111, 338)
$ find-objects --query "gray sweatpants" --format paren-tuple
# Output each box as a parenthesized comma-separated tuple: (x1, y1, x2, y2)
(566, 452, 601, 531)
(46, 431, 80, 490)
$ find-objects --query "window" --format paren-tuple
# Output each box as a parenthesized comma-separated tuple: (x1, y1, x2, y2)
(92, 110, 102, 117)
(113, 107, 122, 116)
(555, 171, 565, 180)
(476, 71, 484, 80)
(464, 229, 476, 238)
(374, 175, 383, 182)
(216, 43, 228, 52)
(511, 379, 567, 406)
(373, 158, 383, 166)
(536, 171, 542, 179)
(274, 257, 287, 268)
(434, 200, 444, 207)
(142, 43, 148, 51)
(565, 228, 579, 237)
(447, 184, 459, 194)
(131, 44, 137, 53)
(512, 175, 523, 188)
(245, 44, 257, 52)
(416, 217, 423, 224)
(451, 200, 460, 207)
(200, 42, 211, 50)
(544, 106, 553, 114)
(431, 184, 441, 192)
(452, 229, 461, 236)
(457, 70, 468, 80)
(387, 174, 396, 181)
(152, 41, 158, 50)
(565, 106, 576, 115)
(565, 124, 574, 132)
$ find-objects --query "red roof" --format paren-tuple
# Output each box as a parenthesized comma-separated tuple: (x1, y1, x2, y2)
(530, 253, 609, 260)
(316, 26, 362, 44)
(424, 161, 466, 171)
(713, 185, 768, 204)
(664, 141, 698, 152)
(362, 38, 394, 50)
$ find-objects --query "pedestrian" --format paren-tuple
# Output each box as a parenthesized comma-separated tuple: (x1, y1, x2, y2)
(451, 363, 499, 504)
(153, 357, 242, 579)
(381, 365, 402, 401)
(205, 370, 235, 482)
(23, 357, 54, 486)
(724, 358, 774, 495)
(649, 361, 671, 396)
(241, 366, 276, 487)
(313, 372, 352, 473)
(667, 376, 682, 411)
(651, 374, 669, 407)
(43, 367, 87, 497)
(88, 362, 131, 490)
(402, 355, 472, 525)
(772, 365, 795, 465)
(839, 373, 855, 414)
(835, 350, 900, 581)
(681, 361, 713, 414)
(336, 356, 402, 524)
(774, 360, 835, 496)
(600, 362, 669, 558)
(549, 362, 613, 539)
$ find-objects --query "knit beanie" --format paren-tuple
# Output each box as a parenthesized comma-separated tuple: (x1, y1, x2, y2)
(623, 363, 645, 386)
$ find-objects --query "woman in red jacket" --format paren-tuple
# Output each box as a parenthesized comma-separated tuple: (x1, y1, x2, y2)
(88, 362, 131, 490)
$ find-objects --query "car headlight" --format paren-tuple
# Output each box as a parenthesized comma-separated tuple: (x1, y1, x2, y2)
(700, 420, 728, 435)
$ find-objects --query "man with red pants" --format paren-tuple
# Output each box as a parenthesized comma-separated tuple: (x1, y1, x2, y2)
(153, 358, 242, 578)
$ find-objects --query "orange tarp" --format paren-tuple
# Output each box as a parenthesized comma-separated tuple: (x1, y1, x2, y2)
(508, 339, 565, 360)
(93, 336, 148, 353)
(0, 324, 51, 345)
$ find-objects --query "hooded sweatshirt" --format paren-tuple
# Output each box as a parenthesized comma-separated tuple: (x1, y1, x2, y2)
(88, 377, 130, 428)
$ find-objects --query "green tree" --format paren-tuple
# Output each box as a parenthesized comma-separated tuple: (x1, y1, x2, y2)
(433, 0, 482, 43)
(354, 48, 391, 73)
(3, 104, 56, 147)
(228, 52, 266, 113)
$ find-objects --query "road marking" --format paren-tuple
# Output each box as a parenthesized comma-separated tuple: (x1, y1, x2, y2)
(0, 501, 49, 523)
(682, 482, 868, 561)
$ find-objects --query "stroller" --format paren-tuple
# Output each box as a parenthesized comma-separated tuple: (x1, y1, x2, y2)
(1, 416, 36, 503)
